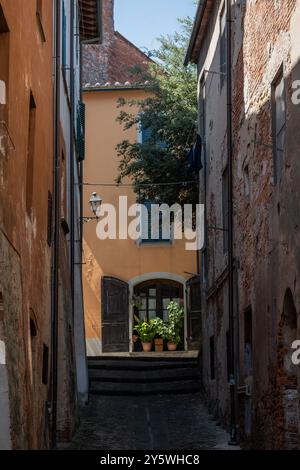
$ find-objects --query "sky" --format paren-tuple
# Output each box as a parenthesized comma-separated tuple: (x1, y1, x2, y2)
(114, 0, 197, 53)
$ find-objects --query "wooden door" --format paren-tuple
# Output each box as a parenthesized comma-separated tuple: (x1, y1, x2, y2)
(102, 277, 129, 352)
(186, 276, 201, 350)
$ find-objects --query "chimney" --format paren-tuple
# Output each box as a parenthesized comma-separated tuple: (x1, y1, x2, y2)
(102, 0, 115, 42)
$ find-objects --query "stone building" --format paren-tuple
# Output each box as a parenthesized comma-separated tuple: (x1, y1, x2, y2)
(186, 0, 300, 449)
(0, 0, 99, 450)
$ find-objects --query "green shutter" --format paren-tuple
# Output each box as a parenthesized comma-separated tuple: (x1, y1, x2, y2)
(62, 1, 67, 68)
(77, 101, 85, 161)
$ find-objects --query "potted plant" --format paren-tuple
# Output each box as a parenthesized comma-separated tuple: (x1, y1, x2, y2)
(165, 301, 184, 351)
(134, 316, 155, 352)
(151, 317, 167, 352)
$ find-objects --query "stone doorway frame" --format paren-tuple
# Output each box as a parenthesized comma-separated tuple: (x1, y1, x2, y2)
(128, 272, 187, 353)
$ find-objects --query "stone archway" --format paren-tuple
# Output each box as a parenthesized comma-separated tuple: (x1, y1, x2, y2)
(277, 288, 299, 449)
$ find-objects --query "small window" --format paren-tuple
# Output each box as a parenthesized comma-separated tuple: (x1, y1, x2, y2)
(29, 314, 38, 387)
(210, 335, 215, 380)
(26, 92, 36, 217)
(47, 191, 53, 246)
(42, 344, 49, 385)
(0, 4, 9, 34)
(0, 4, 9, 127)
(36, 0, 46, 42)
(138, 122, 167, 149)
(226, 330, 230, 381)
(244, 307, 253, 377)
(140, 202, 171, 244)
(220, 5, 226, 89)
(61, 150, 66, 217)
(243, 164, 250, 198)
(222, 166, 229, 253)
(199, 76, 206, 142)
(62, 1, 67, 69)
(272, 68, 286, 183)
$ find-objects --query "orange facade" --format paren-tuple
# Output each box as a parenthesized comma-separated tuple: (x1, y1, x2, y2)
(82, 87, 198, 354)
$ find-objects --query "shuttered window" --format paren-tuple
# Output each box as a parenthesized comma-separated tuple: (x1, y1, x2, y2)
(141, 202, 171, 244)
(77, 101, 86, 160)
(62, 1, 67, 68)
(272, 68, 286, 183)
(220, 5, 226, 89)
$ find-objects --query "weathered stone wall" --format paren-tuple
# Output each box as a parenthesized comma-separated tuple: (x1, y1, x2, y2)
(0, 0, 53, 449)
(193, 0, 300, 449)
(232, 0, 300, 449)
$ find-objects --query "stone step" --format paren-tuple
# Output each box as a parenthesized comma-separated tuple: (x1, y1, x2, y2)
(88, 352, 198, 362)
(88, 367, 201, 383)
(88, 359, 198, 371)
(89, 379, 202, 396)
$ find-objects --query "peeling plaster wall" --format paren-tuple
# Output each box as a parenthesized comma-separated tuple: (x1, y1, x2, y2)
(195, 0, 300, 448)
(0, 0, 53, 449)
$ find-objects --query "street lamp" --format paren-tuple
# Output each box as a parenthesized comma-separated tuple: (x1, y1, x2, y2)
(89, 192, 102, 216)
(81, 192, 102, 223)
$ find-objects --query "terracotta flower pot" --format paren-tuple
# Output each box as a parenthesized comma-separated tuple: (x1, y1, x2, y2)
(154, 338, 164, 352)
(142, 341, 152, 352)
(167, 342, 177, 351)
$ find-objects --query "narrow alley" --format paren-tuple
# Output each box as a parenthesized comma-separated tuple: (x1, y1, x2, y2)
(1, 0, 300, 455)
(64, 355, 234, 451)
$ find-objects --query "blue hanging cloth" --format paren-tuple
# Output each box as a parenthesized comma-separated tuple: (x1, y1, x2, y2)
(187, 134, 203, 172)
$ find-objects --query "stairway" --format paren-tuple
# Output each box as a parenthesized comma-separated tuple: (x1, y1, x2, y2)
(88, 355, 202, 396)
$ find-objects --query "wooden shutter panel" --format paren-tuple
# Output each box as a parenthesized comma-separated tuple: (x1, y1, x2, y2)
(77, 101, 86, 161)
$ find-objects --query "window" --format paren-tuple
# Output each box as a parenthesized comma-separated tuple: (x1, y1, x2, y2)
(222, 166, 229, 253)
(42, 344, 49, 385)
(138, 122, 167, 149)
(244, 307, 253, 377)
(140, 202, 171, 244)
(0, 4, 9, 125)
(210, 336, 215, 380)
(61, 150, 66, 217)
(199, 76, 205, 144)
(26, 92, 36, 216)
(243, 164, 250, 199)
(226, 330, 230, 381)
(29, 315, 38, 387)
(77, 101, 86, 160)
(47, 191, 53, 246)
(220, 5, 226, 89)
(36, 0, 46, 42)
(62, 1, 67, 69)
(272, 68, 286, 183)
(134, 280, 183, 323)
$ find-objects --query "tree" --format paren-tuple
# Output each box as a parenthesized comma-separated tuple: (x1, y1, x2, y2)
(116, 17, 199, 207)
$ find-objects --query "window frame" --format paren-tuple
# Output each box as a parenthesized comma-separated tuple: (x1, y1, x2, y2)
(272, 65, 286, 184)
(36, 0, 46, 42)
(219, 3, 226, 90)
(139, 201, 173, 245)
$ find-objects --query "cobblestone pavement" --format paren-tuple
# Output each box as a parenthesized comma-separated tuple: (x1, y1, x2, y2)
(65, 394, 238, 450)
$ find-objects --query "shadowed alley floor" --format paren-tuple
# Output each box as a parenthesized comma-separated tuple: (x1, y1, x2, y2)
(64, 393, 238, 450)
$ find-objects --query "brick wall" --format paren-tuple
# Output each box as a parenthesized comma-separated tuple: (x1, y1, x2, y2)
(232, 0, 300, 449)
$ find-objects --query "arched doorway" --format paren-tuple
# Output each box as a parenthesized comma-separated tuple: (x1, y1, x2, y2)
(277, 288, 299, 449)
(133, 279, 184, 351)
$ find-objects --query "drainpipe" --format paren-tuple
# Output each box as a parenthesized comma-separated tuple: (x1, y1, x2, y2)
(51, 0, 61, 449)
(226, 0, 238, 444)
(70, 0, 75, 321)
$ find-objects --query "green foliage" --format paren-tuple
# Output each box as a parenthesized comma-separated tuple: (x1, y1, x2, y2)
(134, 316, 156, 343)
(116, 17, 198, 206)
(164, 301, 184, 344)
(151, 317, 168, 339)
(134, 301, 184, 345)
